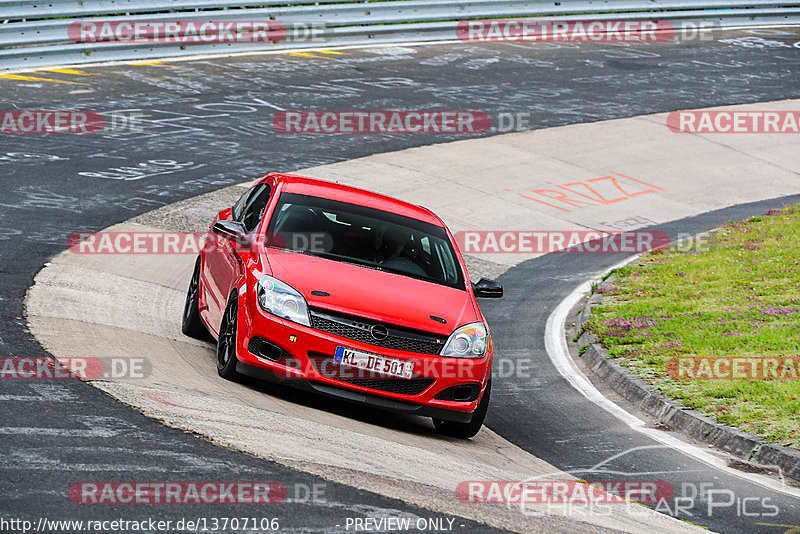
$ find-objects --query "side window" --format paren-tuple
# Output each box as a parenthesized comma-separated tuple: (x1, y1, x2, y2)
(232, 186, 255, 222)
(433, 240, 458, 284)
(240, 184, 272, 233)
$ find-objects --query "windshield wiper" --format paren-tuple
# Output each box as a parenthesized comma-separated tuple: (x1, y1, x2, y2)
(306, 250, 385, 271)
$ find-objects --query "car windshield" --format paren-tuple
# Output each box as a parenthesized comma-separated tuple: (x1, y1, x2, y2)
(266, 192, 465, 290)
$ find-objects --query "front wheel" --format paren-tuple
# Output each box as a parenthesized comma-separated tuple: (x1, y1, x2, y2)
(182, 256, 208, 339)
(433, 379, 491, 439)
(216, 292, 242, 381)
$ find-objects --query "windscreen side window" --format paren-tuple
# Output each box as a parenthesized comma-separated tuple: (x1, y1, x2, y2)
(232, 186, 256, 222)
(238, 184, 272, 233)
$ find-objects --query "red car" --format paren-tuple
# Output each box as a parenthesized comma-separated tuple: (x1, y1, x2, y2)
(182, 172, 503, 438)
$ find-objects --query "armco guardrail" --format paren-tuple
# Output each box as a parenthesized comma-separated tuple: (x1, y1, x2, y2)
(2, 0, 800, 70)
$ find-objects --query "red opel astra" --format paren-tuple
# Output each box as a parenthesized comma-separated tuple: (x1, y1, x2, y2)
(182, 172, 503, 438)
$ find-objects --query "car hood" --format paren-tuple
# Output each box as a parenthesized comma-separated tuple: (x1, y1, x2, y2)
(265, 249, 477, 336)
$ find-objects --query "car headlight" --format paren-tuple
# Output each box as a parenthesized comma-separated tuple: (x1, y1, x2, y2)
(441, 322, 488, 358)
(256, 275, 311, 327)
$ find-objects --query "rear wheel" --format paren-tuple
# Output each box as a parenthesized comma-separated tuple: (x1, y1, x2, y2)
(182, 256, 207, 339)
(216, 293, 242, 381)
(433, 379, 491, 439)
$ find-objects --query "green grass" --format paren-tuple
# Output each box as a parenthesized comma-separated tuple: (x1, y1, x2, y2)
(586, 205, 800, 449)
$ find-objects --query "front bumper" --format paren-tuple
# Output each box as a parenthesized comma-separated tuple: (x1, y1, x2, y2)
(237, 299, 491, 421)
(236, 361, 473, 423)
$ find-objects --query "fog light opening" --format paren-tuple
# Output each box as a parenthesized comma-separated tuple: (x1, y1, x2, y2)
(453, 385, 474, 402)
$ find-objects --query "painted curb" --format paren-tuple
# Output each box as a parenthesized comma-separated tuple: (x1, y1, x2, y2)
(574, 276, 800, 484)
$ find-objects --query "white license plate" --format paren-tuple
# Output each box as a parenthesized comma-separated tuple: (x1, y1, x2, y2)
(333, 346, 415, 379)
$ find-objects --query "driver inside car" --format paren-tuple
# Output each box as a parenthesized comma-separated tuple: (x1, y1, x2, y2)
(379, 226, 426, 276)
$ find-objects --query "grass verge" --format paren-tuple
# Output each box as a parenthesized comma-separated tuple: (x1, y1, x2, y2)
(586, 205, 800, 449)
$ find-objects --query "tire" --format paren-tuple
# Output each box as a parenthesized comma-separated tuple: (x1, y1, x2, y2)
(433, 379, 491, 439)
(182, 256, 208, 339)
(216, 292, 242, 381)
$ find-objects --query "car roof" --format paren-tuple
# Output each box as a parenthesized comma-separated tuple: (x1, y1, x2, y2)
(265, 172, 443, 226)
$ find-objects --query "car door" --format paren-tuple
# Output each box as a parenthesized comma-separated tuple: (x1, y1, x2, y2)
(204, 183, 273, 332)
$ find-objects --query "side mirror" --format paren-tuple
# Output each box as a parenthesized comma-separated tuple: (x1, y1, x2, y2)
(472, 277, 503, 298)
(212, 220, 250, 246)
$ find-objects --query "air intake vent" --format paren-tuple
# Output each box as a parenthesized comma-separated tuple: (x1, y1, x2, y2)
(434, 383, 481, 402)
(247, 337, 286, 361)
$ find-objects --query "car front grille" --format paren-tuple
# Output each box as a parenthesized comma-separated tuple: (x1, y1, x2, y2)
(308, 352, 434, 396)
(309, 308, 446, 355)
(337, 377, 434, 396)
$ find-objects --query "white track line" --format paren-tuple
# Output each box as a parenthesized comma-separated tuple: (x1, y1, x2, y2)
(544, 255, 800, 498)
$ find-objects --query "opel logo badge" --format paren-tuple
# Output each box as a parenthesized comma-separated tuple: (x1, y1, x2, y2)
(370, 324, 389, 341)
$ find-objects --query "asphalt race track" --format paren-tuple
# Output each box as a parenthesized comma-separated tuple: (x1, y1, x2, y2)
(485, 197, 800, 533)
(2, 28, 800, 533)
